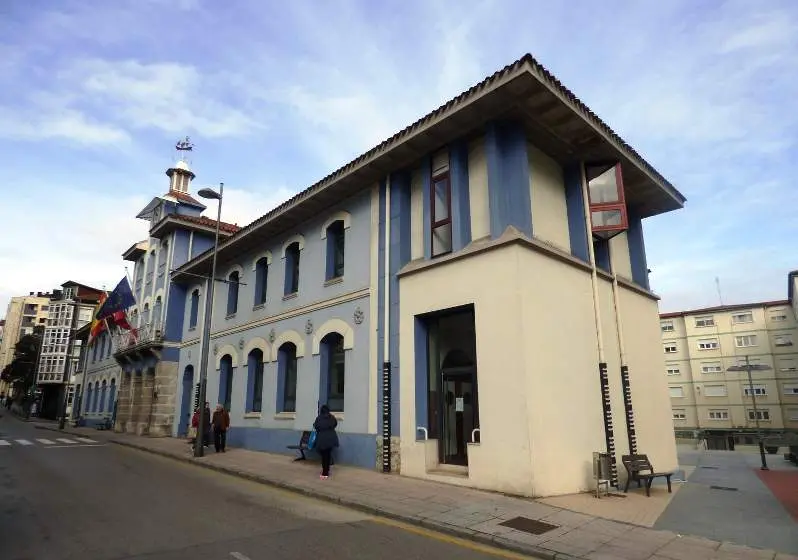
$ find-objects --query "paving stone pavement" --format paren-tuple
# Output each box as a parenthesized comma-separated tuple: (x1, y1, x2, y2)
(34, 424, 797, 560)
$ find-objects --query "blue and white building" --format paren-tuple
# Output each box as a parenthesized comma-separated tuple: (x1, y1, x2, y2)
(164, 53, 683, 497)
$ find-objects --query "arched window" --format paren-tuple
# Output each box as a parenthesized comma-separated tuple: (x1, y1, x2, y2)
(218, 354, 234, 412)
(227, 271, 239, 316)
(246, 349, 264, 413)
(325, 221, 346, 280)
(92, 337, 100, 362)
(283, 243, 300, 296)
(277, 342, 298, 413)
(142, 303, 150, 326)
(189, 289, 199, 329)
(319, 333, 345, 412)
(85, 383, 93, 415)
(254, 258, 269, 306)
(106, 332, 113, 358)
(92, 381, 100, 412)
(108, 379, 117, 415)
(99, 380, 108, 413)
(153, 296, 163, 329)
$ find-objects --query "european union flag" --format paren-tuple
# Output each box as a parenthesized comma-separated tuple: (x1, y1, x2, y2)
(96, 277, 136, 320)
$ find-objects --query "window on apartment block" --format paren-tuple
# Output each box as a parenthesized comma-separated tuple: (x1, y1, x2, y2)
(660, 320, 674, 332)
(779, 358, 797, 372)
(189, 289, 199, 329)
(430, 152, 453, 257)
(743, 385, 767, 397)
(325, 221, 346, 280)
(277, 342, 298, 413)
(672, 409, 686, 420)
(664, 342, 677, 354)
(695, 316, 715, 328)
(748, 409, 770, 421)
(708, 410, 729, 420)
(774, 334, 794, 347)
(284, 242, 301, 296)
(585, 162, 628, 240)
(782, 383, 798, 396)
(226, 271, 239, 316)
(668, 386, 684, 398)
(254, 258, 269, 306)
(247, 349, 264, 413)
(735, 335, 757, 348)
(320, 332, 345, 413)
(704, 384, 728, 397)
(731, 311, 753, 324)
(787, 408, 798, 422)
(697, 338, 719, 350)
(701, 362, 723, 374)
(666, 365, 681, 375)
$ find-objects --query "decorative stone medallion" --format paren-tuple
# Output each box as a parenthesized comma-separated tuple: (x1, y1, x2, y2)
(268, 328, 276, 343)
(353, 306, 364, 325)
(305, 319, 314, 335)
(238, 338, 245, 350)
(213, 343, 219, 355)
(187, 350, 191, 359)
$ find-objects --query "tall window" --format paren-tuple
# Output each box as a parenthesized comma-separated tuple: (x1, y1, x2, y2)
(189, 289, 199, 329)
(585, 163, 628, 240)
(108, 379, 116, 414)
(99, 380, 107, 413)
(86, 384, 93, 414)
(153, 296, 163, 330)
(277, 342, 298, 413)
(431, 153, 452, 257)
(227, 271, 239, 316)
(247, 349, 264, 413)
(325, 221, 346, 280)
(219, 355, 233, 411)
(254, 258, 269, 305)
(284, 243, 301, 296)
(321, 333, 345, 412)
(92, 381, 100, 412)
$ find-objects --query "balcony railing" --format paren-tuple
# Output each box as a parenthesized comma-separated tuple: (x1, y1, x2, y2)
(114, 323, 164, 353)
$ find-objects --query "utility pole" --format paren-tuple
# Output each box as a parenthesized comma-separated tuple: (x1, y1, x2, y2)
(727, 355, 771, 470)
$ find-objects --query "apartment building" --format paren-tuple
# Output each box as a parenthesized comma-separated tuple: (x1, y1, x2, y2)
(661, 286, 798, 449)
(0, 292, 52, 396)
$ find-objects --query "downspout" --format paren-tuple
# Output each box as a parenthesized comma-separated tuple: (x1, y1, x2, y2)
(381, 174, 392, 473)
(612, 273, 637, 455)
(580, 163, 618, 488)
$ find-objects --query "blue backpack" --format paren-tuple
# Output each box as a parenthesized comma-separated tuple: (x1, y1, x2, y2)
(307, 430, 317, 450)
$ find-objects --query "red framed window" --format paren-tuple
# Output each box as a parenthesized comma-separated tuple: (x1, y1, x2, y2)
(585, 162, 628, 240)
(431, 154, 453, 257)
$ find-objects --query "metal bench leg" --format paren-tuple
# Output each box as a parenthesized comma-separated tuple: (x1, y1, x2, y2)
(645, 479, 652, 497)
(623, 477, 631, 493)
(666, 476, 672, 493)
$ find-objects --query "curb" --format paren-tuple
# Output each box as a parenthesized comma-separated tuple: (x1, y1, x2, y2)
(110, 438, 577, 560)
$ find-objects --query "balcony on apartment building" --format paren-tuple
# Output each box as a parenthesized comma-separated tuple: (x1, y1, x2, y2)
(112, 322, 164, 364)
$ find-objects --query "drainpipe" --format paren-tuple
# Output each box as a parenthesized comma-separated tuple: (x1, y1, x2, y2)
(611, 274, 637, 455)
(382, 174, 392, 473)
(580, 162, 618, 488)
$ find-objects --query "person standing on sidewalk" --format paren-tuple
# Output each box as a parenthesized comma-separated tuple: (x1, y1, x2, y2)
(313, 405, 339, 479)
(211, 403, 230, 453)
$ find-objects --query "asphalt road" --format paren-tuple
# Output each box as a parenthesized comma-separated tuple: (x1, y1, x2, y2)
(0, 414, 525, 560)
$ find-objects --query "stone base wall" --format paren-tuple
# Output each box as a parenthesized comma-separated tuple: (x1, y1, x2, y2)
(375, 436, 401, 473)
(113, 362, 177, 438)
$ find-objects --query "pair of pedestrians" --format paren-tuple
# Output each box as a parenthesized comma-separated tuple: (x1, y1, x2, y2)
(189, 402, 230, 452)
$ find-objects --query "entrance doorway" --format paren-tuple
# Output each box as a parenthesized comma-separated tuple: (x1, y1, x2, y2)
(424, 306, 479, 467)
(178, 366, 194, 436)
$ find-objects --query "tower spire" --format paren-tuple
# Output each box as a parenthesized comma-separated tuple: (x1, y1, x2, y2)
(166, 136, 196, 194)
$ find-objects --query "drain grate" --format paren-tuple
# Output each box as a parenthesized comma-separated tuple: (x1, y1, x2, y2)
(700, 466, 719, 469)
(710, 485, 738, 491)
(499, 516, 559, 535)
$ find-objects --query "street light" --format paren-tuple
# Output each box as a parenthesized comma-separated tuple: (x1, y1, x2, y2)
(727, 355, 772, 470)
(193, 183, 224, 458)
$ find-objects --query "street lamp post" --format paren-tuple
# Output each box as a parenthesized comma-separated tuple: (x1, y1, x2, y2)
(727, 355, 772, 471)
(193, 183, 224, 458)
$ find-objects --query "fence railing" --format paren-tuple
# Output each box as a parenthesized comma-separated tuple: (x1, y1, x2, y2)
(114, 323, 163, 352)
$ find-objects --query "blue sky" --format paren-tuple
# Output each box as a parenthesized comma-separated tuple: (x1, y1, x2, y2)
(0, 0, 796, 314)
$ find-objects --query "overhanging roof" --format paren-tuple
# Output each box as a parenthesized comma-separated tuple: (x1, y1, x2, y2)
(173, 53, 687, 282)
(660, 300, 790, 319)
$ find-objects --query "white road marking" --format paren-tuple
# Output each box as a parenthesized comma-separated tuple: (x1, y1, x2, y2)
(230, 553, 252, 560)
(36, 439, 56, 445)
(75, 437, 97, 443)
(0, 440, 10, 446)
(15, 439, 33, 446)
(56, 438, 76, 444)
(43, 444, 106, 449)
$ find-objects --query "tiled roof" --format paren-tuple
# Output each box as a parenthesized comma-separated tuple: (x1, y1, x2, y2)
(166, 191, 204, 206)
(168, 214, 240, 234)
(659, 300, 790, 318)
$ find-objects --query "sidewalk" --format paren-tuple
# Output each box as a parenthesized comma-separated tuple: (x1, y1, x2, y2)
(35, 423, 796, 560)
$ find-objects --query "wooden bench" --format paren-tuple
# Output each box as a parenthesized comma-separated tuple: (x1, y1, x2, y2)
(287, 430, 311, 461)
(621, 454, 673, 497)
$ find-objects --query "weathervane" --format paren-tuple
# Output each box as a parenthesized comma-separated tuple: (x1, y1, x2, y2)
(175, 136, 194, 152)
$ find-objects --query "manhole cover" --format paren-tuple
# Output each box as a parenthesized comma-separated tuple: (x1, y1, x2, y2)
(499, 516, 559, 535)
(710, 485, 738, 491)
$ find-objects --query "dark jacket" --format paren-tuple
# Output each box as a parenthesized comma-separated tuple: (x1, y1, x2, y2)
(313, 412, 339, 451)
(212, 409, 230, 431)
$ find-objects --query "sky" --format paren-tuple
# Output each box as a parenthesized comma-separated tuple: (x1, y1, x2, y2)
(0, 0, 796, 315)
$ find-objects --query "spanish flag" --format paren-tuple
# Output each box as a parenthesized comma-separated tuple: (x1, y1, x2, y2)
(88, 293, 132, 346)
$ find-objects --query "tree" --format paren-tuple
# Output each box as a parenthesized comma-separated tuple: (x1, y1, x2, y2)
(0, 327, 44, 399)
